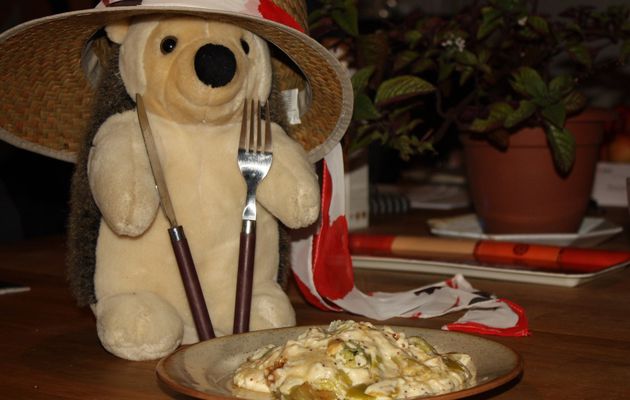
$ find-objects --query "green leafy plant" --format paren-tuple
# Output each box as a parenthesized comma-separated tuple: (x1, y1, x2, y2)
(309, 0, 630, 174)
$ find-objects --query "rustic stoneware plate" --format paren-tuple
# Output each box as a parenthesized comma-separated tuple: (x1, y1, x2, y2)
(156, 324, 523, 399)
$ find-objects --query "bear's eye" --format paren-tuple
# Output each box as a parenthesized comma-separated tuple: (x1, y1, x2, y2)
(161, 36, 178, 54)
(240, 39, 250, 55)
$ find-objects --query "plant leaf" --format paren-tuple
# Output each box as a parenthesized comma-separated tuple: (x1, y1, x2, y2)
(528, 15, 550, 35)
(357, 32, 389, 69)
(504, 100, 536, 128)
(394, 50, 420, 71)
(545, 123, 576, 175)
(351, 66, 375, 95)
(470, 102, 513, 132)
(541, 102, 566, 128)
(349, 127, 385, 153)
(307, 8, 326, 26)
(438, 62, 455, 82)
(353, 93, 381, 121)
(454, 50, 478, 66)
(404, 30, 423, 47)
(410, 58, 436, 74)
(564, 21, 583, 35)
(495, 0, 526, 13)
(477, 48, 491, 64)
(331, 0, 358, 37)
(389, 104, 416, 119)
(389, 134, 434, 161)
(567, 44, 592, 69)
(459, 66, 475, 86)
(511, 66, 547, 99)
(490, 102, 514, 118)
(548, 74, 575, 98)
(517, 27, 539, 40)
(562, 91, 588, 114)
(477, 7, 503, 39)
(391, 135, 414, 161)
(470, 118, 495, 133)
(486, 129, 511, 149)
(394, 118, 425, 137)
(375, 75, 435, 106)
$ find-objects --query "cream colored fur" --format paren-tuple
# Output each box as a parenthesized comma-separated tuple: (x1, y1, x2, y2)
(88, 16, 320, 360)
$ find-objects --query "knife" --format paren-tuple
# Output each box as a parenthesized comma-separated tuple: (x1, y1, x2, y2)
(136, 94, 215, 340)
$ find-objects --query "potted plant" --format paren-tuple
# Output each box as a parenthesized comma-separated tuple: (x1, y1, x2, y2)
(310, 0, 630, 233)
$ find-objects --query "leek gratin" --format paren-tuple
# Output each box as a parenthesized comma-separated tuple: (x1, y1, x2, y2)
(232, 320, 475, 399)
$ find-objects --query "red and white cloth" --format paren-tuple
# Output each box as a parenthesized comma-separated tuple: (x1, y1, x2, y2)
(291, 144, 530, 337)
(99, 0, 305, 32)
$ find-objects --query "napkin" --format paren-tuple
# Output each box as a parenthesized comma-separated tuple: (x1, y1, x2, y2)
(291, 145, 530, 337)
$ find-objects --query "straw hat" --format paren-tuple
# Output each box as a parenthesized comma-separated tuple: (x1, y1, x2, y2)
(0, 0, 353, 163)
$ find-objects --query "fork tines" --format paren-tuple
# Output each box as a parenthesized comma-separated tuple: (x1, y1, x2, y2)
(239, 99, 272, 153)
(233, 98, 273, 334)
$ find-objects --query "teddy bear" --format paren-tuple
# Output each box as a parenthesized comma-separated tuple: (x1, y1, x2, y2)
(66, 14, 321, 361)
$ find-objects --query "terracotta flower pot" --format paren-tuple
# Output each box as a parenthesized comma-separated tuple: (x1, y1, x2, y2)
(461, 110, 606, 234)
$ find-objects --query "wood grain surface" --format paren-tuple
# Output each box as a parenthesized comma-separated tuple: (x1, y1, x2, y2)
(1, 207, 629, 399)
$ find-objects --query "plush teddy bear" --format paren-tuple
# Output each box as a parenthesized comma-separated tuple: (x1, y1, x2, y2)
(68, 14, 320, 361)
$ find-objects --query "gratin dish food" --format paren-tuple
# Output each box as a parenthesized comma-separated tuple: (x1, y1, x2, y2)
(232, 320, 475, 399)
(156, 321, 523, 400)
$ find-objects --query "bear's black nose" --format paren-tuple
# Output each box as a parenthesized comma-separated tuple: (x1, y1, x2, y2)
(194, 44, 236, 88)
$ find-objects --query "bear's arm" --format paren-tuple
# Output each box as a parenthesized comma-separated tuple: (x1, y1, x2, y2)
(88, 111, 160, 236)
(256, 124, 320, 229)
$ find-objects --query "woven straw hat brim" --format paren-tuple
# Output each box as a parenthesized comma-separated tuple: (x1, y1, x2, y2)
(0, 6, 353, 163)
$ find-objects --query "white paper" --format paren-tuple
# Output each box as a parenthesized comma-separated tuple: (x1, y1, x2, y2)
(591, 161, 630, 207)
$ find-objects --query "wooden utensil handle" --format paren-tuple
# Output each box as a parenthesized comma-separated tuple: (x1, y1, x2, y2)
(233, 220, 256, 334)
(169, 226, 215, 340)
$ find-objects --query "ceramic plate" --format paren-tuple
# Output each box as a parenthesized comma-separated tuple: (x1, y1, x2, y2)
(156, 325, 523, 400)
(428, 214, 622, 247)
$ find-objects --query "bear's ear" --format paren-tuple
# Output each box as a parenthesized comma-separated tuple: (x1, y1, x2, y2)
(105, 19, 131, 44)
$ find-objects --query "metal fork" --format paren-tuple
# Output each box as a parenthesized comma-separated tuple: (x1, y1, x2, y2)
(233, 99, 272, 334)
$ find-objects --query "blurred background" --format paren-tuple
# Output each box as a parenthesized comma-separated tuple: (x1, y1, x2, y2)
(1, 1, 94, 242)
(1, 0, 628, 241)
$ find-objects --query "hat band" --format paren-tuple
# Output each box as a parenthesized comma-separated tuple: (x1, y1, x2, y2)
(99, 0, 304, 32)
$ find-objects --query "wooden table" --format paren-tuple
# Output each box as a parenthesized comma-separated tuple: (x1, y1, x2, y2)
(1, 208, 630, 399)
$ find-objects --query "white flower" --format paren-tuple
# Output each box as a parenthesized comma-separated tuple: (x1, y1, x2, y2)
(454, 37, 466, 52)
(518, 16, 528, 26)
(442, 35, 466, 52)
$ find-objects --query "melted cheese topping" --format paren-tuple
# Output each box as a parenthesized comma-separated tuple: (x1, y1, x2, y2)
(232, 321, 476, 399)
